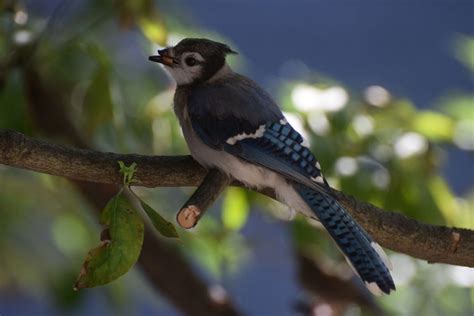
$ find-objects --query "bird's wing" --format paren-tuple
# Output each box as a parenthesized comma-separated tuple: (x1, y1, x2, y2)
(186, 76, 283, 149)
(187, 79, 331, 195)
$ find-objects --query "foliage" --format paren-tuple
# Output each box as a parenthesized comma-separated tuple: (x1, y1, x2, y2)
(139, 199, 178, 239)
(222, 187, 249, 231)
(74, 191, 144, 290)
(74, 161, 178, 289)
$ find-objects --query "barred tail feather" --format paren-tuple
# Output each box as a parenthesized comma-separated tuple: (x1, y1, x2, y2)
(371, 241, 393, 271)
(293, 183, 396, 295)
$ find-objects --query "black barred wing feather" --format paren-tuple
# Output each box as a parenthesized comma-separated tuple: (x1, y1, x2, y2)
(186, 77, 331, 195)
(223, 121, 332, 195)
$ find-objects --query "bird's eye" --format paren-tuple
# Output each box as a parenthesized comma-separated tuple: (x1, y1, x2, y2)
(185, 57, 197, 66)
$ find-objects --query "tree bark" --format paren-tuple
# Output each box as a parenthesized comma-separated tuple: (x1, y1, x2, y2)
(1, 129, 473, 267)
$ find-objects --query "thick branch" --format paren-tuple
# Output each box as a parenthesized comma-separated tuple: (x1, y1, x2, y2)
(1, 129, 473, 267)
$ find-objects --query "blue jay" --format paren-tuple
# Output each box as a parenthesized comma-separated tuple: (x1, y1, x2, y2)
(149, 38, 395, 295)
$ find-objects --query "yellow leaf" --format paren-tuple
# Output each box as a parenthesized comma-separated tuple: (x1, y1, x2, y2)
(412, 111, 454, 141)
(139, 17, 167, 46)
(222, 188, 249, 231)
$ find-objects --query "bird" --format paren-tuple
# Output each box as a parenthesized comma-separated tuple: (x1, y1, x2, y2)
(149, 38, 395, 295)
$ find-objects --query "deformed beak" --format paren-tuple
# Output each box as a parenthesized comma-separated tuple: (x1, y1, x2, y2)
(149, 48, 175, 67)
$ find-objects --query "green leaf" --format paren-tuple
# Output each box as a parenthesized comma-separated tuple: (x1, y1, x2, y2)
(0, 73, 29, 131)
(74, 191, 144, 289)
(82, 66, 114, 137)
(118, 161, 138, 185)
(440, 95, 474, 121)
(412, 111, 454, 141)
(222, 188, 249, 231)
(140, 199, 179, 238)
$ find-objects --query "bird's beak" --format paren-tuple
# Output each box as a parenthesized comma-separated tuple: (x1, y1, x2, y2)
(149, 48, 175, 67)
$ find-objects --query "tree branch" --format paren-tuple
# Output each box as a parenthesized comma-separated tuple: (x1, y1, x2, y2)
(177, 169, 232, 229)
(1, 129, 473, 267)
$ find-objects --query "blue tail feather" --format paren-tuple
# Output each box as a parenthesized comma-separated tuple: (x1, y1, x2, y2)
(294, 183, 396, 294)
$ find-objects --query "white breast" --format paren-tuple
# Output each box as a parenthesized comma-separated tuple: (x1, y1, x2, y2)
(180, 107, 271, 188)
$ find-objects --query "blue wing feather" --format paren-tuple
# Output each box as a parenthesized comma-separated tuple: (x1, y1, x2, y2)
(223, 121, 331, 195)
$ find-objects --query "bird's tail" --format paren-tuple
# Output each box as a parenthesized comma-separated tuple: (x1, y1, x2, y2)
(293, 183, 396, 295)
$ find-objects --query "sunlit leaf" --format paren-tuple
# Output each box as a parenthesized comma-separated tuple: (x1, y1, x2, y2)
(114, 0, 167, 45)
(371, 99, 417, 131)
(222, 188, 249, 231)
(412, 111, 454, 141)
(82, 66, 114, 136)
(440, 95, 474, 121)
(140, 199, 179, 238)
(139, 16, 167, 46)
(74, 192, 144, 289)
(458, 194, 474, 228)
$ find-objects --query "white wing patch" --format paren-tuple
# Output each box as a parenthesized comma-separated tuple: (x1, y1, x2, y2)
(311, 175, 324, 184)
(311, 162, 324, 183)
(226, 124, 266, 145)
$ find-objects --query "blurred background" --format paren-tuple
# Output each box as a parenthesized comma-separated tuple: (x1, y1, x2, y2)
(0, 0, 473, 315)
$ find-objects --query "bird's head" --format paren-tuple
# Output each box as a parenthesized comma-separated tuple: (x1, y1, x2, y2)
(149, 38, 237, 86)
